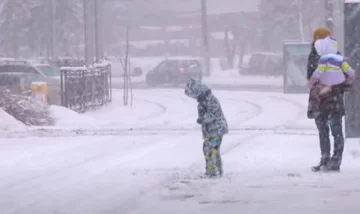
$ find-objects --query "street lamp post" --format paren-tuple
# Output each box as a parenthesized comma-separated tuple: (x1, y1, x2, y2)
(94, 0, 103, 62)
(49, 0, 57, 61)
(84, 0, 107, 66)
(201, 0, 210, 77)
(83, 0, 94, 67)
(324, 0, 334, 33)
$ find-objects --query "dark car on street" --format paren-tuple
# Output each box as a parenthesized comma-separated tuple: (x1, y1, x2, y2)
(239, 52, 283, 77)
(146, 59, 202, 87)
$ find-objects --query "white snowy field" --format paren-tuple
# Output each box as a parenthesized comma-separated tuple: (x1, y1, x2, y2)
(1, 89, 360, 214)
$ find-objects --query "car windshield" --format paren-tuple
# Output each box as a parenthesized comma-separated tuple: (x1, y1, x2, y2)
(36, 65, 60, 77)
(180, 60, 200, 68)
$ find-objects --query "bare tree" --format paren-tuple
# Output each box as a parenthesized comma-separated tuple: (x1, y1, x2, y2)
(296, 0, 305, 41)
(122, 25, 133, 106)
(224, 26, 235, 68)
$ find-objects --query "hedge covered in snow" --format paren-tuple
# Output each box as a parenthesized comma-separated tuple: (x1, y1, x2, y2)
(0, 87, 54, 126)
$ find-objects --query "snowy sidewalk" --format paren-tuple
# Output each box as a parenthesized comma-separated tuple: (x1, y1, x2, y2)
(0, 89, 315, 137)
(1, 134, 359, 213)
(132, 136, 360, 214)
(0, 89, 359, 214)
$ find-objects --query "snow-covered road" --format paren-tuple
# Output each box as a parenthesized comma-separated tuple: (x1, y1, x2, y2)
(1, 89, 360, 214)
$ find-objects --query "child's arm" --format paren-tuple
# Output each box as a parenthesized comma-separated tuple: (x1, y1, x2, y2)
(308, 60, 326, 88)
(197, 104, 206, 124)
(341, 61, 355, 83)
(201, 98, 221, 124)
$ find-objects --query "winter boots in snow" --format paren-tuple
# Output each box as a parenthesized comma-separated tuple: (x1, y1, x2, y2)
(327, 156, 341, 171)
(312, 157, 329, 172)
(312, 157, 341, 172)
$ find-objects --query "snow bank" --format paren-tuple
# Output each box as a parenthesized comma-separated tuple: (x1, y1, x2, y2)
(0, 108, 26, 132)
(50, 106, 101, 128)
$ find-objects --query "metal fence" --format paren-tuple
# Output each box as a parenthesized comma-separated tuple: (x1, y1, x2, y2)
(60, 64, 112, 113)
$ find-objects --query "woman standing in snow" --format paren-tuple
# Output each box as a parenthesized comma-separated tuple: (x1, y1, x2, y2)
(307, 28, 354, 172)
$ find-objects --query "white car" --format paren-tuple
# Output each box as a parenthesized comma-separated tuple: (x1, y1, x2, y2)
(0, 60, 62, 105)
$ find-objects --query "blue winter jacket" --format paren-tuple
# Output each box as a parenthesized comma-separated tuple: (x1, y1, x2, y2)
(184, 78, 228, 139)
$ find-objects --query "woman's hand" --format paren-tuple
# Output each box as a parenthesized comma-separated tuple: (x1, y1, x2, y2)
(308, 78, 318, 89)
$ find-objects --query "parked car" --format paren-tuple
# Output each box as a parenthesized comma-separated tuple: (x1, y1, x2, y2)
(239, 52, 283, 76)
(146, 59, 202, 87)
(0, 60, 61, 105)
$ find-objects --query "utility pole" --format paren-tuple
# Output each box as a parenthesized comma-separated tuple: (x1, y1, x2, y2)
(201, 0, 210, 77)
(324, 0, 334, 33)
(83, 0, 94, 67)
(332, 0, 344, 51)
(90, 0, 96, 65)
(297, 0, 305, 41)
(94, 0, 104, 62)
(49, 0, 57, 60)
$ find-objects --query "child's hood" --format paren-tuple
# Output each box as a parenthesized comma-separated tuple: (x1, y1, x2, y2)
(314, 36, 338, 56)
(184, 78, 210, 99)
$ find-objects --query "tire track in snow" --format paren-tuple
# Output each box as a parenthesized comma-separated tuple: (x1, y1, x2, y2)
(102, 95, 315, 213)
(214, 93, 309, 133)
(268, 95, 307, 129)
(0, 127, 317, 139)
(1, 136, 176, 214)
(136, 99, 167, 121)
(128, 91, 194, 129)
(0, 135, 167, 193)
(0, 92, 314, 213)
(103, 96, 311, 213)
(0, 94, 314, 138)
(226, 99, 263, 123)
(131, 89, 264, 130)
(105, 133, 264, 214)
(125, 92, 263, 131)
(6, 135, 207, 214)
(225, 94, 308, 131)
